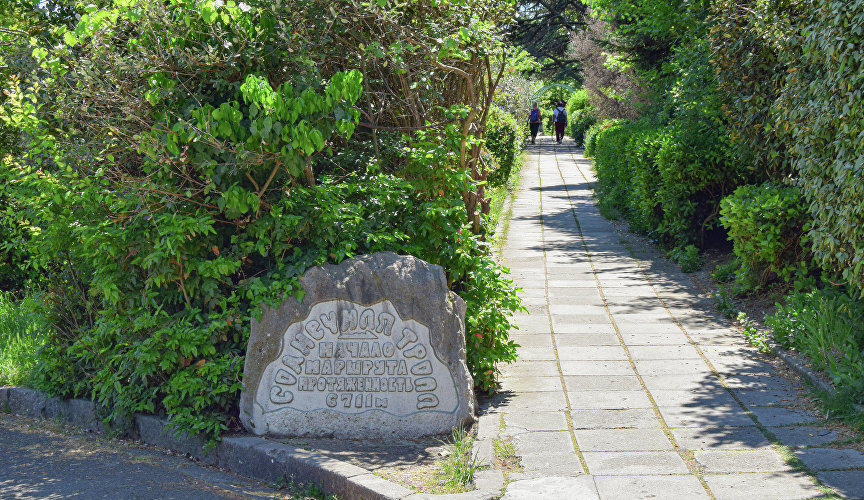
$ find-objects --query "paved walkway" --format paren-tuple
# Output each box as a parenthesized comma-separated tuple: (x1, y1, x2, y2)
(491, 137, 864, 499)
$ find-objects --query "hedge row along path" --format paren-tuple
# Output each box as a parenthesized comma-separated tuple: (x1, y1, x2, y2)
(492, 136, 863, 499)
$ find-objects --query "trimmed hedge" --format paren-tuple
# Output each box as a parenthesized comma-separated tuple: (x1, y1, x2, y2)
(779, 0, 864, 291)
(712, 0, 864, 291)
(719, 182, 808, 292)
(485, 106, 523, 187)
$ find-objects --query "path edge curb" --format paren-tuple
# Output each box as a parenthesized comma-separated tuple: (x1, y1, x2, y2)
(0, 386, 503, 500)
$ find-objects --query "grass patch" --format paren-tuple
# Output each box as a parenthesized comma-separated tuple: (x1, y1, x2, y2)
(0, 292, 48, 386)
(492, 436, 521, 472)
(488, 150, 525, 253)
(767, 285, 864, 414)
(426, 427, 483, 494)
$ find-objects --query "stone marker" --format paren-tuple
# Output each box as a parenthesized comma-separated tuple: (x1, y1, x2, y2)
(240, 252, 476, 439)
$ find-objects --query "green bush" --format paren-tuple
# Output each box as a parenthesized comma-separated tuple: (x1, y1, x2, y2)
(669, 244, 702, 273)
(768, 285, 864, 404)
(719, 182, 808, 292)
(485, 106, 523, 187)
(583, 119, 623, 157)
(2, 0, 521, 443)
(625, 124, 666, 234)
(591, 122, 633, 212)
(566, 89, 589, 113)
(778, 0, 864, 292)
(0, 291, 47, 386)
(568, 109, 596, 147)
(711, 0, 864, 293)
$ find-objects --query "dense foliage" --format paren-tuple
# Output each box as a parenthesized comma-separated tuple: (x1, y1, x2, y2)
(777, 0, 864, 291)
(719, 183, 808, 292)
(579, 0, 864, 413)
(1, 0, 524, 442)
(565, 89, 594, 146)
(485, 106, 524, 186)
(584, 39, 746, 252)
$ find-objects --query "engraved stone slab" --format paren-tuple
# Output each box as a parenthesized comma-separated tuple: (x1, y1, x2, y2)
(240, 252, 475, 439)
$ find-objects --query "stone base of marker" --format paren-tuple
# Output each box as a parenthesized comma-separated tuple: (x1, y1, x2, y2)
(240, 252, 476, 439)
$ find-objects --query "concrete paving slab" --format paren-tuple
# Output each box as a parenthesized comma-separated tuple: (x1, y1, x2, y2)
(582, 451, 689, 475)
(671, 427, 772, 450)
(498, 376, 563, 393)
(574, 428, 674, 451)
(620, 333, 692, 345)
(659, 406, 756, 428)
(499, 361, 560, 378)
(504, 411, 569, 432)
(593, 475, 709, 500)
(633, 359, 714, 376)
(553, 323, 618, 335)
(518, 453, 586, 476)
(562, 375, 643, 391)
(767, 425, 839, 447)
(513, 431, 575, 455)
(626, 344, 703, 360)
(610, 314, 677, 325)
(817, 470, 864, 498)
(552, 314, 613, 328)
(641, 374, 724, 391)
(515, 347, 558, 361)
(570, 409, 662, 429)
(559, 360, 635, 376)
(554, 333, 623, 346)
(748, 406, 820, 427)
(556, 346, 629, 360)
(566, 391, 653, 410)
(731, 388, 804, 407)
(492, 391, 568, 413)
(792, 447, 864, 470)
(703, 472, 824, 500)
(502, 476, 599, 500)
(694, 449, 792, 473)
(649, 389, 739, 408)
(550, 305, 609, 315)
(509, 334, 554, 348)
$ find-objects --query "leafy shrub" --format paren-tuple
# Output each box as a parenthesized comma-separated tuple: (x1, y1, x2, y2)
(0, 218, 33, 292)
(485, 106, 523, 187)
(719, 182, 808, 292)
(566, 89, 589, 113)
(583, 119, 624, 157)
(768, 286, 864, 404)
(3, 0, 521, 443)
(709, 0, 801, 180)
(777, 0, 864, 292)
(568, 109, 596, 147)
(669, 244, 702, 273)
(624, 124, 666, 234)
(0, 291, 47, 385)
(591, 121, 633, 211)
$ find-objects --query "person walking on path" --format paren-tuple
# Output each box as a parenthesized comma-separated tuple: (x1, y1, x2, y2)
(528, 102, 542, 144)
(552, 100, 567, 144)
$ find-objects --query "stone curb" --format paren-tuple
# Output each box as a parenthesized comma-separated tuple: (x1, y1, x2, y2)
(771, 345, 835, 395)
(0, 386, 503, 500)
(772, 344, 864, 416)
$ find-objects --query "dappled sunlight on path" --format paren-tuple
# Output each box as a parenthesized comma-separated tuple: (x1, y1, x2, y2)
(489, 135, 860, 499)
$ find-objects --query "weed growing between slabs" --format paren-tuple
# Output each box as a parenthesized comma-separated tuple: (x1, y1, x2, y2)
(0, 292, 47, 386)
(428, 427, 484, 494)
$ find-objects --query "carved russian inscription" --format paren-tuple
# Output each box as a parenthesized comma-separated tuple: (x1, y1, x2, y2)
(255, 299, 459, 422)
(240, 252, 475, 439)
